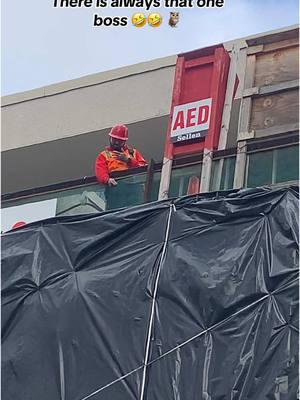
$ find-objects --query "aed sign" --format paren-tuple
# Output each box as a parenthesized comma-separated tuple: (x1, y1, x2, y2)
(170, 98, 212, 143)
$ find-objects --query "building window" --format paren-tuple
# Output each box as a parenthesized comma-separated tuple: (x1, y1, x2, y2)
(148, 171, 161, 202)
(246, 145, 299, 188)
(210, 157, 236, 191)
(169, 164, 202, 198)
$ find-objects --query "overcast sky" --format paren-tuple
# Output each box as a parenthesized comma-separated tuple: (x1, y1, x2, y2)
(2, 0, 299, 95)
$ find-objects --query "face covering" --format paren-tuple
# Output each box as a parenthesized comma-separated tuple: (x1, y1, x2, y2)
(110, 139, 125, 152)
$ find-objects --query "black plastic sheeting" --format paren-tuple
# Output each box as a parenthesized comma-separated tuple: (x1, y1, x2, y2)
(2, 185, 299, 400)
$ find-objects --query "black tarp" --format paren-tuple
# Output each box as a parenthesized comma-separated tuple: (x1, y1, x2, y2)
(2, 186, 299, 400)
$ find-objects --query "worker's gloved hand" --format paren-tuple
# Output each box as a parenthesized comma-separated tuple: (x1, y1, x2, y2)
(114, 152, 130, 164)
(107, 178, 118, 187)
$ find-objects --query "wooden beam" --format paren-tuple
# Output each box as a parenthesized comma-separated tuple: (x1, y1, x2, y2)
(246, 26, 299, 47)
(233, 140, 247, 189)
(244, 55, 256, 89)
(234, 54, 256, 189)
(246, 38, 299, 55)
(259, 79, 299, 95)
(235, 46, 248, 99)
(247, 45, 264, 55)
(263, 37, 299, 53)
(237, 130, 255, 141)
(254, 123, 299, 138)
(218, 43, 240, 150)
(200, 148, 213, 193)
(243, 79, 299, 98)
(158, 157, 173, 200)
(237, 98, 252, 140)
(243, 87, 260, 97)
(237, 55, 256, 141)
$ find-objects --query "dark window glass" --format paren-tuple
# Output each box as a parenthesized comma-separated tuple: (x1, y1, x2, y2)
(210, 157, 236, 191)
(246, 145, 299, 188)
(148, 171, 161, 202)
(246, 150, 273, 187)
(275, 146, 299, 183)
(169, 164, 202, 198)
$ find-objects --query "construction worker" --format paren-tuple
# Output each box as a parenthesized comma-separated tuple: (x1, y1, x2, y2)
(95, 124, 147, 186)
(95, 124, 147, 209)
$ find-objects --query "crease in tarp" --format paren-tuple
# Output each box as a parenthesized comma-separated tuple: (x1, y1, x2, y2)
(172, 348, 182, 400)
(58, 340, 66, 400)
(231, 301, 268, 399)
(202, 331, 213, 400)
(139, 202, 175, 400)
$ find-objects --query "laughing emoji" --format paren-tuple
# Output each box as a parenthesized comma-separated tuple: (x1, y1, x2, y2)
(132, 13, 147, 27)
(148, 13, 162, 27)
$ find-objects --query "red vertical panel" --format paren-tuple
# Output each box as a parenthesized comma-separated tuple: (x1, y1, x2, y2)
(164, 45, 230, 158)
(205, 47, 230, 150)
(164, 56, 185, 159)
(180, 63, 213, 104)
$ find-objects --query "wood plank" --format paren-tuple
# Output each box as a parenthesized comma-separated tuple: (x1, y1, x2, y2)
(200, 148, 213, 193)
(238, 98, 252, 139)
(246, 26, 299, 47)
(243, 79, 299, 98)
(255, 46, 299, 86)
(158, 157, 173, 200)
(244, 55, 256, 89)
(263, 37, 299, 52)
(259, 79, 299, 95)
(247, 38, 299, 55)
(234, 53, 256, 189)
(237, 55, 256, 140)
(250, 90, 299, 133)
(247, 45, 264, 55)
(235, 46, 248, 99)
(233, 140, 247, 189)
(243, 87, 259, 97)
(218, 43, 240, 150)
(237, 130, 255, 141)
(255, 122, 299, 138)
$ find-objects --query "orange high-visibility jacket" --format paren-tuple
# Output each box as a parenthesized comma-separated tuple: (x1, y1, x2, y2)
(95, 145, 147, 184)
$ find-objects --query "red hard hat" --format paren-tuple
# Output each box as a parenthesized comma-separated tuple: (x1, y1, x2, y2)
(109, 124, 128, 140)
(12, 221, 26, 230)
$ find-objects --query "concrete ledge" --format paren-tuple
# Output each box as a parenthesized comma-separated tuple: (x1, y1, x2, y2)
(2, 55, 177, 106)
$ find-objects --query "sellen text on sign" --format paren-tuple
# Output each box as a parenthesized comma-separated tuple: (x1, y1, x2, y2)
(170, 98, 212, 143)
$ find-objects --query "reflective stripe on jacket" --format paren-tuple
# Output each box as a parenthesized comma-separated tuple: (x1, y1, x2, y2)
(95, 145, 147, 184)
